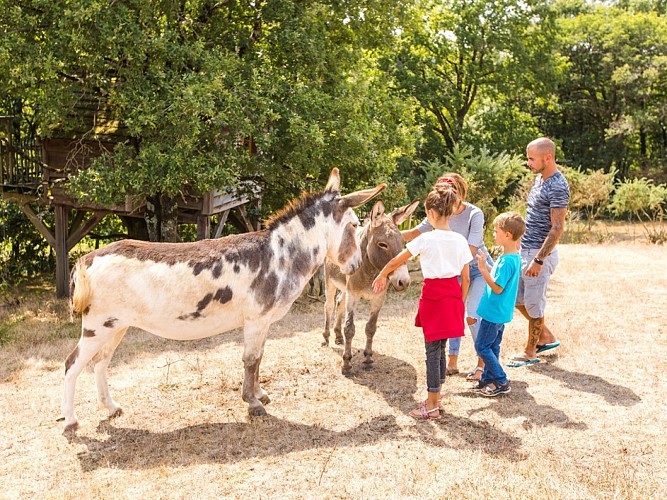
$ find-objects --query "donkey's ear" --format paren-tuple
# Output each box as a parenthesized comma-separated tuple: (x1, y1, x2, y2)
(325, 168, 340, 192)
(339, 183, 387, 210)
(391, 199, 420, 226)
(370, 200, 386, 227)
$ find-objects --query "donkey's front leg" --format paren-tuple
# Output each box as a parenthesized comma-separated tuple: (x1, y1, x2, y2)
(363, 293, 387, 370)
(322, 280, 339, 347)
(342, 292, 360, 374)
(242, 321, 270, 416)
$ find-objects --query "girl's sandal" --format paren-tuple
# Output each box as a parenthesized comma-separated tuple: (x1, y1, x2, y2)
(410, 401, 441, 420)
(465, 367, 483, 381)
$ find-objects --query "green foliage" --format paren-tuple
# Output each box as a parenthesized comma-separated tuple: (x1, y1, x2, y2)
(0, 201, 55, 284)
(561, 166, 616, 227)
(384, 0, 560, 158)
(610, 177, 667, 242)
(548, 4, 667, 176)
(412, 144, 527, 229)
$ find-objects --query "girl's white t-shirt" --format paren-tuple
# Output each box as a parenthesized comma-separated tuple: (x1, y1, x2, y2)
(406, 229, 473, 279)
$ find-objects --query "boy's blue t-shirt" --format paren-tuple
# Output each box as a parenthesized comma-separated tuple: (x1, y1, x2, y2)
(476, 253, 522, 324)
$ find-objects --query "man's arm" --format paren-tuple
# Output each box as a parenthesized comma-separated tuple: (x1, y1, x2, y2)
(526, 207, 567, 278)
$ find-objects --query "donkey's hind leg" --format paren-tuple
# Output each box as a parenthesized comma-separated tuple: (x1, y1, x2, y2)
(242, 320, 271, 416)
(60, 327, 114, 432)
(333, 291, 346, 345)
(92, 327, 129, 419)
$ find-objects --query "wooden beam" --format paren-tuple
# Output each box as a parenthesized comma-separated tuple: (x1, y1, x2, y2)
(196, 214, 210, 240)
(214, 210, 230, 238)
(17, 203, 56, 248)
(55, 205, 69, 298)
(234, 205, 255, 233)
(67, 211, 107, 252)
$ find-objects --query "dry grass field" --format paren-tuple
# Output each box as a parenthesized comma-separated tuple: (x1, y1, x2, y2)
(1, 239, 666, 499)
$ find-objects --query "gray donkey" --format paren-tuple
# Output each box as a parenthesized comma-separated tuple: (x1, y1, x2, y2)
(323, 199, 419, 373)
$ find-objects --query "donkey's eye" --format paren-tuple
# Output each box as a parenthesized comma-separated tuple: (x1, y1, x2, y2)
(378, 242, 388, 249)
(351, 222, 359, 229)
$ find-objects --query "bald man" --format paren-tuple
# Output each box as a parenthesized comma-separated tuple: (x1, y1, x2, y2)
(508, 137, 570, 367)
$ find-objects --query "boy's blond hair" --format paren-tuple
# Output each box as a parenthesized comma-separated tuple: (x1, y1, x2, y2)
(494, 211, 526, 241)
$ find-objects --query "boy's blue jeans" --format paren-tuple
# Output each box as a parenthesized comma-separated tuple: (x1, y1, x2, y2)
(474, 319, 508, 385)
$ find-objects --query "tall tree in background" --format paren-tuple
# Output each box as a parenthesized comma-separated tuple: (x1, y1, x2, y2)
(0, 0, 415, 241)
(383, 0, 559, 161)
(548, 1, 667, 176)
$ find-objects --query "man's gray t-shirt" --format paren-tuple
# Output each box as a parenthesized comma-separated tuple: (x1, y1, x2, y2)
(416, 203, 491, 277)
(521, 171, 570, 249)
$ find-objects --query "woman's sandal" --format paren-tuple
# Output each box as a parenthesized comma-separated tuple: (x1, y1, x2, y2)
(465, 367, 483, 381)
(409, 401, 441, 420)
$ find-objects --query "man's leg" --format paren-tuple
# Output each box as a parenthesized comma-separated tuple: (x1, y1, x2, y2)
(516, 304, 556, 347)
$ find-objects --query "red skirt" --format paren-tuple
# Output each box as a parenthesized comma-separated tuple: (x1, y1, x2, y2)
(415, 277, 465, 342)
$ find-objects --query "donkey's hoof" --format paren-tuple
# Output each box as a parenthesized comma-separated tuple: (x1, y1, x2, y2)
(63, 421, 79, 434)
(341, 366, 352, 377)
(335, 337, 344, 346)
(109, 407, 124, 419)
(321, 340, 330, 347)
(259, 394, 271, 405)
(248, 406, 267, 417)
(363, 363, 374, 371)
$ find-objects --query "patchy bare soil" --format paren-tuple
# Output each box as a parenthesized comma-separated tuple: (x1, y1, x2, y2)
(1, 242, 666, 499)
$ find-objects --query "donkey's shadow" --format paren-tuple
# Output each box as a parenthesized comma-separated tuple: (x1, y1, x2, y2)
(68, 414, 400, 472)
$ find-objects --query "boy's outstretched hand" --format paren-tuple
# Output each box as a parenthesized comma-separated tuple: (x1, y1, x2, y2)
(476, 249, 486, 268)
(372, 275, 387, 294)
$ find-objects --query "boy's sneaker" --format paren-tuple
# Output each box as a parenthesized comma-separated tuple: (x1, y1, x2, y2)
(479, 381, 511, 397)
(470, 380, 487, 391)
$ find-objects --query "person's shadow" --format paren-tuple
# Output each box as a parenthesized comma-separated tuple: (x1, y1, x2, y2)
(462, 380, 588, 431)
(528, 359, 641, 406)
(339, 350, 527, 461)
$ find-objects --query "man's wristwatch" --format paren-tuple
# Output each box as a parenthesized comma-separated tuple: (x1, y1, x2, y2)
(533, 257, 544, 265)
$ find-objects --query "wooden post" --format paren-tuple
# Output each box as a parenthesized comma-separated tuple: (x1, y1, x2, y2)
(54, 204, 69, 298)
(196, 214, 210, 240)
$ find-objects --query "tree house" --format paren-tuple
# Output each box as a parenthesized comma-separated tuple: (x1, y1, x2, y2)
(0, 116, 261, 297)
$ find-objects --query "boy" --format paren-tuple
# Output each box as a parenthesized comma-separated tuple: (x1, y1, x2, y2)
(473, 212, 526, 396)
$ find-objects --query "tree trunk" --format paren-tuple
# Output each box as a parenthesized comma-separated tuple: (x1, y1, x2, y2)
(120, 216, 150, 241)
(145, 193, 181, 242)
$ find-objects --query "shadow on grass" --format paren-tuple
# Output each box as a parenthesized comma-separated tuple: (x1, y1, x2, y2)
(334, 351, 527, 462)
(529, 359, 641, 406)
(462, 380, 588, 431)
(69, 414, 401, 472)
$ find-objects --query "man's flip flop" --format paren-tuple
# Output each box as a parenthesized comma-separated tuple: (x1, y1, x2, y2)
(506, 357, 540, 368)
(536, 340, 561, 354)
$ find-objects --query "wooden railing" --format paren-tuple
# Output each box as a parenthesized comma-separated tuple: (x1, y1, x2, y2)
(0, 116, 43, 189)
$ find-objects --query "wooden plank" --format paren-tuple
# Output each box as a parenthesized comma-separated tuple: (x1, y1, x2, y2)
(55, 204, 69, 298)
(17, 203, 56, 248)
(214, 210, 230, 238)
(196, 214, 210, 240)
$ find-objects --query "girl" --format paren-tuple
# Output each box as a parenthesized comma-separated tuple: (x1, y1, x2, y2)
(373, 186, 472, 419)
(402, 173, 493, 382)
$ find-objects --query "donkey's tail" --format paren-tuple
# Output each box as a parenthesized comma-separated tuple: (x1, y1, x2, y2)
(71, 258, 93, 317)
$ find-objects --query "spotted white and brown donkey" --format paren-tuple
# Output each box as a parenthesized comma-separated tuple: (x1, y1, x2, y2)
(59, 168, 386, 431)
(322, 199, 419, 373)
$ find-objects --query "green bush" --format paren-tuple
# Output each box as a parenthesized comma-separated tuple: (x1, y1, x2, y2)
(610, 177, 667, 243)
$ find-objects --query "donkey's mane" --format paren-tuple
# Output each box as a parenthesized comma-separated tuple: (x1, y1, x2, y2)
(264, 189, 335, 230)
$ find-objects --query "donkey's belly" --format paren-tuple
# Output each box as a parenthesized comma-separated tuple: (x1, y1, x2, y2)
(134, 307, 245, 340)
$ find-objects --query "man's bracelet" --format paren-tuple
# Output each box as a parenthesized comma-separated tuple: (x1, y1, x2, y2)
(533, 257, 544, 265)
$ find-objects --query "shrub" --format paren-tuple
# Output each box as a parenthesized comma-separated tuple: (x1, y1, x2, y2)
(610, 178, 667, 243)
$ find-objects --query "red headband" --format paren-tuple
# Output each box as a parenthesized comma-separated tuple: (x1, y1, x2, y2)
(436, 177, 455, 185)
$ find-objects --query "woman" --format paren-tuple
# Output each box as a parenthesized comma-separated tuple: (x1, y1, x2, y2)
(402, 172, 493, 381)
